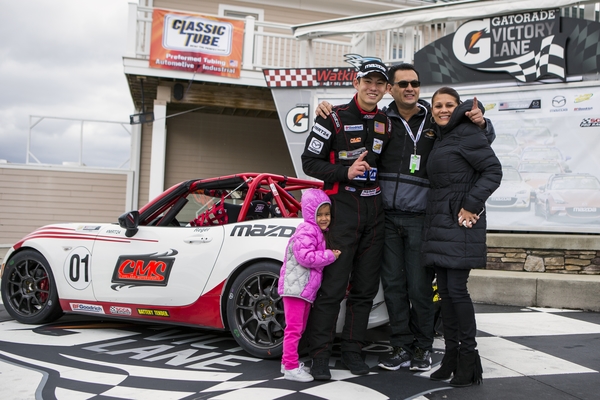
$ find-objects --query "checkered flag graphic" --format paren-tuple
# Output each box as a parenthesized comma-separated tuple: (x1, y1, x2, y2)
(481, 35, 566, 82)
(263, 69, 318, 87)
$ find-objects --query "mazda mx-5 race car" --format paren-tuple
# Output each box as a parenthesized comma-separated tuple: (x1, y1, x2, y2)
(0, 173, 389, 358)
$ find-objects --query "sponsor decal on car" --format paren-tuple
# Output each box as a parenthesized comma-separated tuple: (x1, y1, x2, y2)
(111, 249, 178, 289)
(70, 303, 105, 314)
(230, 224, 295, 237)
(109, 306, 132, 315)
(78, 225, 101, 231)
(137, 308, 170, 317)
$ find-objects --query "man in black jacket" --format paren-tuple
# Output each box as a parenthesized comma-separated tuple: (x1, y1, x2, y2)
(316, 63, 494, 372)
(302, 59, 391, 380)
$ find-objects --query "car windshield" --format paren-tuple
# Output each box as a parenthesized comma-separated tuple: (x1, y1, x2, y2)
(522, 148, 561, 160)
(493, 135, 517, 146)
(551, 177, 600, 190)
(499, 156, 520, 169)
(516, 128, 551, 140)
(519, 162, 562, 173)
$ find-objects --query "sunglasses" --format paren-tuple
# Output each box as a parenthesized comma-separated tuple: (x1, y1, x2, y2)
(394, 80, 421, 88)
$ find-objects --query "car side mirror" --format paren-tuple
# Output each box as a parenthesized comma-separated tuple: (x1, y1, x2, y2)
(119, 211, 139, 237)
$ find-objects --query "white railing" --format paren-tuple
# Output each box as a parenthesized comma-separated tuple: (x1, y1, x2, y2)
(27, 116, 132, 169)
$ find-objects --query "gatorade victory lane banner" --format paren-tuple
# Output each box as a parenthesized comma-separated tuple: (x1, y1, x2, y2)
(150, 9, 243, 78)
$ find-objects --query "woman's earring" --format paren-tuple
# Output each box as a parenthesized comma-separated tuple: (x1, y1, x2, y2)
(430, 116, 435, 124)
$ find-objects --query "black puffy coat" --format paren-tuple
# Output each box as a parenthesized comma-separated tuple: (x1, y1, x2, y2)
(421, 100, 502, 270)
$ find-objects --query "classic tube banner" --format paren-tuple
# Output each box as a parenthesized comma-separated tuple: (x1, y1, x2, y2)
(150, 9, 243, 78)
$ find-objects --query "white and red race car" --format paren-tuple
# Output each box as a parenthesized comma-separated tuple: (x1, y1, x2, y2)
(1, 173, 388, 358)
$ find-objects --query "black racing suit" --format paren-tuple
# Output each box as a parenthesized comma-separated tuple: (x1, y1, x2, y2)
(301, 94, 391, 358)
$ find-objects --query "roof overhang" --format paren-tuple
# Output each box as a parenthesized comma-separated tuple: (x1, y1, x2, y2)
(292, 0, 594, 39)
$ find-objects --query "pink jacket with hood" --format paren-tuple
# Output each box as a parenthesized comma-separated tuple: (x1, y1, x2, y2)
(278, 189, 336, 303)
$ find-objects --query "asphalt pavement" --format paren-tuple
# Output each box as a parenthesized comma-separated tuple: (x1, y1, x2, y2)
(0, 303, 599, 400)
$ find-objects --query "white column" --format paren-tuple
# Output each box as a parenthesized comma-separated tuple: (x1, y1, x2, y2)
(126, 2, 138, 58)
(148, 85, 171, 201)
(242, 16, 256, 69)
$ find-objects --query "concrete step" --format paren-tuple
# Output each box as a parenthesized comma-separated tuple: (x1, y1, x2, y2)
(468, 269, 600, 312)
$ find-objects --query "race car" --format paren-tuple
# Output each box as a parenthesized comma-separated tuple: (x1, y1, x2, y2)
(534, 173, 600, 222)
(486, 167, 533, 211)
(0, 173, 389, 358)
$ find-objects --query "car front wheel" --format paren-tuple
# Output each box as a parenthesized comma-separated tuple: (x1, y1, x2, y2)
(1, 250, 63, 324)
(226, 262, 285, 359)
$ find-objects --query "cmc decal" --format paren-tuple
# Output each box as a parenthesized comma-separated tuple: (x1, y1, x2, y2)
(111, 249, 178, 289)
(286, 105, 309, 133)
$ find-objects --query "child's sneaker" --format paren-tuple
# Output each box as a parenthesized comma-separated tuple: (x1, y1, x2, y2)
(283, 362, 314, 382)
(281, 363, 310, 374)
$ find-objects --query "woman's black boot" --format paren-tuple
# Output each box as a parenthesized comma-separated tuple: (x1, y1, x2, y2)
(430, 348, 458, 381)
(449, 350, 483, 387)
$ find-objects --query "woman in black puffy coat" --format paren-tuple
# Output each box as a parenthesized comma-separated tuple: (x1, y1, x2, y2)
(422, 87, 502, 387)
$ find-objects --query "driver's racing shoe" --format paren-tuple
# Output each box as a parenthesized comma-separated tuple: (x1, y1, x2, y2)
(310, 357, 331, 380)
(342, 351, 370, 375)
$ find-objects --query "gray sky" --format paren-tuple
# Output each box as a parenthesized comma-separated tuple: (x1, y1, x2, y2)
(0, 0, 134, 167)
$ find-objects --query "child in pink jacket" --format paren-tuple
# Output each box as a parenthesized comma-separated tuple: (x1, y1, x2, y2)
(278, 188, 340, 382)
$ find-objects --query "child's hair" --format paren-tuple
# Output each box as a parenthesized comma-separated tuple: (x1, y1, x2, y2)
(317, 203, 338, 251)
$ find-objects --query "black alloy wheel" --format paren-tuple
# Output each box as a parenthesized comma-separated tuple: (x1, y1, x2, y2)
(226, 262, 285, 359)
(1, 250, 63, 324)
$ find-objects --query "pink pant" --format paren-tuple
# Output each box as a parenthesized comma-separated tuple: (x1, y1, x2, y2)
(282, 296, 312, 370)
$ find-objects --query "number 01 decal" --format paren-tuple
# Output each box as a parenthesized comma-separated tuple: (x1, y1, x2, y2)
(64, 247, 92, 290)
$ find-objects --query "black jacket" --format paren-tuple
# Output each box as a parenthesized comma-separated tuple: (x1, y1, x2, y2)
(379, 99, 436, 214)
(421, 99, 502, 270)
(301, 94, 391, 194)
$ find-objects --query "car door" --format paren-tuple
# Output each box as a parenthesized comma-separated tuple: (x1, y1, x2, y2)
(90, 224, 225, 306)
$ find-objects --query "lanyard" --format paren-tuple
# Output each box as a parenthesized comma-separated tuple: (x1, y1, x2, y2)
(400, 103, 427, 154)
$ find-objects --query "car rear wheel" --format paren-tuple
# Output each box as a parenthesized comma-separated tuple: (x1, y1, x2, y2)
(226, 262, 285, 359)
(1, 250, 63, 324)
(544, 202, 553, 220)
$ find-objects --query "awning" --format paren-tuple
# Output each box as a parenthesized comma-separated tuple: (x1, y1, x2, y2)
(292, 0, 594, 39)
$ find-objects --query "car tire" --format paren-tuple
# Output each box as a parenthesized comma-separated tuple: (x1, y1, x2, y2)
(226, 261, 284, 359)
(544, 202, 552, 221)
(1, 250, 63, 324)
